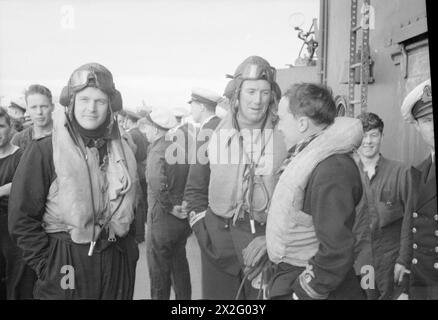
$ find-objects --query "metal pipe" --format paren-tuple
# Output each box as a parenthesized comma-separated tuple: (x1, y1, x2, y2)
(323, 0, 329, 86)
(318, 0, 329, 85)
(318, 0, 325, 84)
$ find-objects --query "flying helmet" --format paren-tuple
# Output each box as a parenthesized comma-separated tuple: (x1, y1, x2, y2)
(224, 56, 281, 101)
(59, 63, 123, 112)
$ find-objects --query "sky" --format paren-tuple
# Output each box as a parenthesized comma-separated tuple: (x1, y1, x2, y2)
(0, 0, 319, 111)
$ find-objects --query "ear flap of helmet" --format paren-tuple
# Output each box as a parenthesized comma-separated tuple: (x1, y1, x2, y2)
(223, 80, 237, 100)
(272, 82, 282, 101)
(59, 86, 71, 107)
(111, 89, 123, 112)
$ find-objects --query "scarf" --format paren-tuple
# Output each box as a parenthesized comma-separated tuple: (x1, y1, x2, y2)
(277, 133, 321, 175)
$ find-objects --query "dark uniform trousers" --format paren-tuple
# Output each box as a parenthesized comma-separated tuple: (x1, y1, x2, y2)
(33, 231, 139, 300)
(146, 201, 191, 300)
(145, 133, 192, 300)
(134, 178, 148, 243)
(192, 208, 265, 300)
(409, 158, 438, 299)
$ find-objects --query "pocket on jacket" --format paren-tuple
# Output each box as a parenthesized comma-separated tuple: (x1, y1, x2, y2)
(377, 190, 404, 228)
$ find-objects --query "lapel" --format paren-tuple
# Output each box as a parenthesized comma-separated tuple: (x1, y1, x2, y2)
(416, 157, 437, 211)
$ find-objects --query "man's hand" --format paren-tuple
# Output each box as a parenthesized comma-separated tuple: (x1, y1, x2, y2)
(243, 235, 267, 268)
(394, 263, 410, 285)
(171, 201, 188, 219)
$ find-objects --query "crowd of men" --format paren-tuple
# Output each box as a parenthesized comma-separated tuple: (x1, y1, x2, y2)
(0, 57, 436, 300)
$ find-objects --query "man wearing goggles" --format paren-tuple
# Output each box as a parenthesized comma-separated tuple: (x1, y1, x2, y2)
(179, 56, 287, 299)
(8, 63, 139, 300)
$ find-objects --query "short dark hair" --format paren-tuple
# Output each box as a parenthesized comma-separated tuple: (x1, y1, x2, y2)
(357, 112, 384, 133)
(25, 84, 53, 104)
(283, 83, 336, 126)
(0, 107, 11, 127)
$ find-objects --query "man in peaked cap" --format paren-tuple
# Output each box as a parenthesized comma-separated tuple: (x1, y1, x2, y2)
(398, 78, 437, 299)
(7, 97, 26, 134)
(187, 87, 222, 127)
(7, 97, 26, 119)
(175, 56, 287, 299)
(8, 63, 139, 299)
(143, 108, 192, 300)
(171, 86, 223, 236)
(175, 87, 223, 219)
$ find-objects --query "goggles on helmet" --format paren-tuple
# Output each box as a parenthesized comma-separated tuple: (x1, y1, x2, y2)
(232, 63, 277, 83)
(68, 69, 114, 94)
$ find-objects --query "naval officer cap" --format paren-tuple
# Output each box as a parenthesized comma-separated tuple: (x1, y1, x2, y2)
(401, 79, 433, 123)
(9, 96, 27, 112)
(188, 87, 222, 108)
(143, 108, 177, 130)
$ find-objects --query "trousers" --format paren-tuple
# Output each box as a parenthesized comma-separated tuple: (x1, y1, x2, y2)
(146, 201, 191, 300)
(0, 214, 36, 299)
(193, 208, 265, 300)
(33, 231, 139, 300)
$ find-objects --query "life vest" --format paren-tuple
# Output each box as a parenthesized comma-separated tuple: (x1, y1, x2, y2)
(42, 108, 138, 244)
(266, 117, 363, 266)
(207, 113, 287, 224)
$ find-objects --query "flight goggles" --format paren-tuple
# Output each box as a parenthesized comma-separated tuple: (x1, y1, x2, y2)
(231, 63, 277, 83)
(68, 68, 115, 94)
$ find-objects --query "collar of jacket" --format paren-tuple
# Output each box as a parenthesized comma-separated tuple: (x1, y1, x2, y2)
(353, 153, 387, 180)
(200, 115, 218, 130)
(219, 112, 274, 148)
(149, 134, 166, 151)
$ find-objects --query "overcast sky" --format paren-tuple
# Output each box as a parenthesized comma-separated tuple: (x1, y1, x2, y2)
(0, 0, 319, 111)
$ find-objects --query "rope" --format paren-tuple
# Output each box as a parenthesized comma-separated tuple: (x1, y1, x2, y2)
(234, 270, 250, 300)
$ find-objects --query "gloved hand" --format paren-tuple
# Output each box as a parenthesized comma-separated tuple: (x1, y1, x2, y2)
(243, 254, 269, 281)
(243, 235, 267, 268)
(243, 236, 269, 282)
